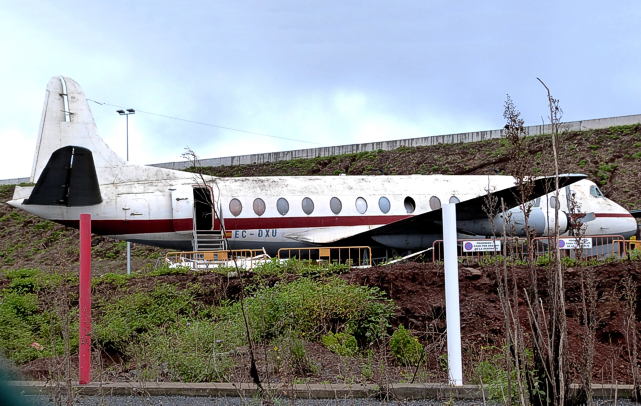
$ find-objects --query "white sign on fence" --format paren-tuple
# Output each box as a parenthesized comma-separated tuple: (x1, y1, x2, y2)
(558, 238, 592, 249)
(462, 240, 501, 252)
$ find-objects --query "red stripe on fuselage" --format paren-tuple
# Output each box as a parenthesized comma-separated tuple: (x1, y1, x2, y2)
(593, 213, 634, 218)
(55, 215, 411, 235)
(56, 219, 184, 235)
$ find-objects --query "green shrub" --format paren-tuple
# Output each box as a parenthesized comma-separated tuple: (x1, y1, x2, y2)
(217, 277, 395, 343)
(0, 291, 74, 364)
(93, 284, 197, 353)
(129, 320, 238, 382)
(252, 258, 348, 278)
(270, 336, 318, 375)
(389, 325, 425, 367)
(4, 269, 40, 293)
(94, 272, 132, 288)
(321, 332, 358, 356)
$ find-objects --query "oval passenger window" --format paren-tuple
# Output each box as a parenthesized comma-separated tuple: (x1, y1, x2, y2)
(449, 196, 460, 204)
(302, 197, 314, 215)
(404, 196, 416, 213)
(253, 198, 266, 216)
(229, 198, 242, 217)
(355, 197, 368, 214)
(330, 197, 342, 214)
(549, 196, 560, 209)
(379, 196, 391, 214)
(429, 196, 441, 210)
(277, 198, 289, 216)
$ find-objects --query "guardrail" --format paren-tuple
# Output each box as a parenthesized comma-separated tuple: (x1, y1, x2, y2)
(431, 235, 626, 263)
(618, 237, 641, 258)
(531, 235, 626, 260)
(165, 249, 269, 270)
(431, 238, 527, 262)
(277, 246, 373, 267)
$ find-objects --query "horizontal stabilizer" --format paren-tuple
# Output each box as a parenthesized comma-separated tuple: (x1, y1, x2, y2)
(25, 146, 102, 206)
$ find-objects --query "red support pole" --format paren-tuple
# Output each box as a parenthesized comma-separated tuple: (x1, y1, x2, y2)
(79, 214, 91, 385)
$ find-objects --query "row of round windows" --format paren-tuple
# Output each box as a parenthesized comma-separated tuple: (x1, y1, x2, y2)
(228, 195, 461, 217)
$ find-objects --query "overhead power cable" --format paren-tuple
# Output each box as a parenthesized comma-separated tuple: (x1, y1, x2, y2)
(87, 99, 326, 146)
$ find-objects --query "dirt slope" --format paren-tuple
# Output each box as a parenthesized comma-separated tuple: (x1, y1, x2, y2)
(0, 185, 163, 274)
(11, 262, 641, 383)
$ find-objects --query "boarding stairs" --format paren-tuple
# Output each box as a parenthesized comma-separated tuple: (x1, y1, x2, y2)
(192, 207, 227, 252)
(194, 230, 226, 251)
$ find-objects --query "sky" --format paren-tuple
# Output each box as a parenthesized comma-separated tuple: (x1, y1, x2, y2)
(1, 1, 640, 179)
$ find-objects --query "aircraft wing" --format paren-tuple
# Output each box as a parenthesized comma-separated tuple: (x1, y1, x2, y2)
(284, 225, 383, 244)
(296, 174, 587, 245)
(629, 210, 641, 219)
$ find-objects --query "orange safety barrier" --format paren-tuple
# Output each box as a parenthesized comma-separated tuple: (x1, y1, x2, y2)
(165, 249, 268, 269)
(278, 246, 372, 267)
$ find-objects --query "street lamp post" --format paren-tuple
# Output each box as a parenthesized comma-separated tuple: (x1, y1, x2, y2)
(117, 109, 135, 275)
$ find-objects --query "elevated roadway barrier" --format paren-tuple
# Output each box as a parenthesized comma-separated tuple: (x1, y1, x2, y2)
(150, 113, 641, 171)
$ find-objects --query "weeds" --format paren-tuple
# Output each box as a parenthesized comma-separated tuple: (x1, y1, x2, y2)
(389, 325, 425, 367)
(322, 332, 358, 356)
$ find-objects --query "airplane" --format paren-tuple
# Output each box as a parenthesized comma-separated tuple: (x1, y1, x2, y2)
(6, 76, 638, 257)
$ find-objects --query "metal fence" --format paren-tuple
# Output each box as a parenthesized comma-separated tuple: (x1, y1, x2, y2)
(431, 235, 626, 263)
(165, 249, 269, 270)
(277, 246, 373, 267)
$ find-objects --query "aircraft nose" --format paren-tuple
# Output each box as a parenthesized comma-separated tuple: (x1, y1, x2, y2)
(621, 215, 639, 239)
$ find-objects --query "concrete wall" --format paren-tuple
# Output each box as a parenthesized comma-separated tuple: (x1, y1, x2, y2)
(150, 113, 641, 171)
(0, 177, 30, 186)
(1, 113, 640, 184)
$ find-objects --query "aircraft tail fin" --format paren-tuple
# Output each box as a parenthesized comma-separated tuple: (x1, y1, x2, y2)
(30, 76, 126, 184)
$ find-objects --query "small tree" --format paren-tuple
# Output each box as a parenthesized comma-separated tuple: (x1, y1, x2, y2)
(181, 148, 265, 395)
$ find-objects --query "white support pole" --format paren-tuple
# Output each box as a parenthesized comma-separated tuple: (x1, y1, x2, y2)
(126, 113, 131, 276)
(442, 203, 463, 386)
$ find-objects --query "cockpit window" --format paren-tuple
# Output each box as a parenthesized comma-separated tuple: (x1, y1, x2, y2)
(590, 185, 604, 198)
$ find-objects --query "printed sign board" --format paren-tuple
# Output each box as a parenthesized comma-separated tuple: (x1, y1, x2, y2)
(558, 238, 592, 249)
(462, 240, 501, 252)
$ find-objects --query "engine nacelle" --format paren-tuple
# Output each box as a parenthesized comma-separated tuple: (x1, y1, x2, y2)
(458, 207, 568, 237)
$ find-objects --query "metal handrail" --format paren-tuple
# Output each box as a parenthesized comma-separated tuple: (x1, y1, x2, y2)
(165, 249, 268, 269)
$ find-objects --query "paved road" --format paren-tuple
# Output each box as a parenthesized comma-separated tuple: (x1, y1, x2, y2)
(19, 395, 502, 405)
(18, 395, 637, 405)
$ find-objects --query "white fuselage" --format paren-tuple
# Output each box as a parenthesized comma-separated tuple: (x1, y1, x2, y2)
(10, 174, 637, 253)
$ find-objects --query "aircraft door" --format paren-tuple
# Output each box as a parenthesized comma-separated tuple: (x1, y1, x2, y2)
(116, 195, 150, 235)
(193, 187, 215, 231)
(171, 187, 194, 235)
